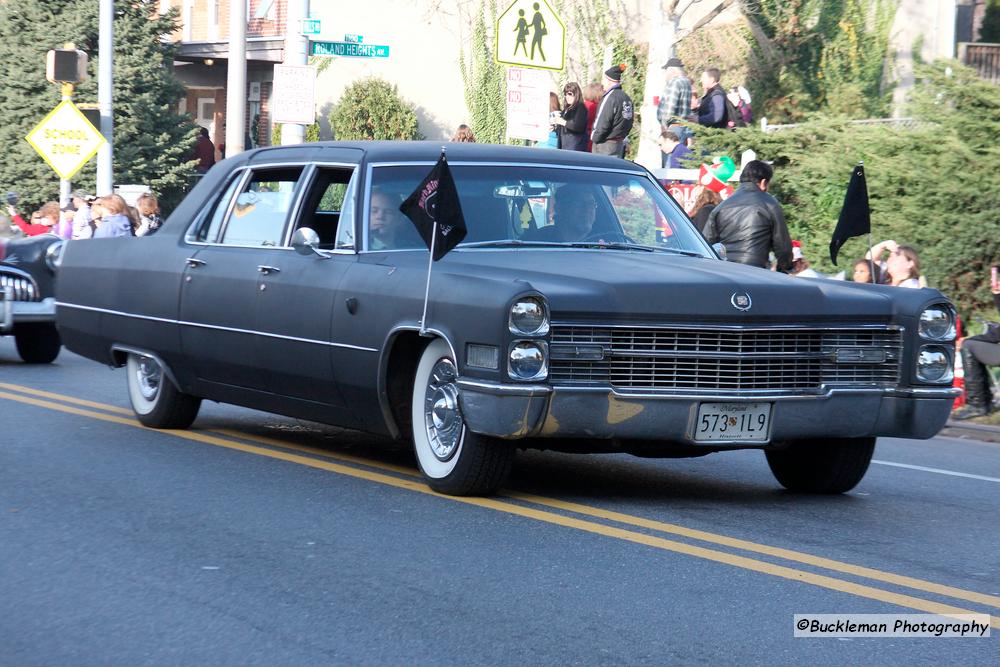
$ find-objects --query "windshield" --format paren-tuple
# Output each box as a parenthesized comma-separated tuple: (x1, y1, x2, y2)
(366, 164, 714, 256)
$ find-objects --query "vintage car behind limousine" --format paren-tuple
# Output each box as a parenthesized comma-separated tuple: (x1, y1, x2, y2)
(55, 142, 959, 495)
(1, 234, 63, 363)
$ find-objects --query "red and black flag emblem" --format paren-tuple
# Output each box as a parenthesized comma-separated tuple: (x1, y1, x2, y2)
(400, 153, 467, 261)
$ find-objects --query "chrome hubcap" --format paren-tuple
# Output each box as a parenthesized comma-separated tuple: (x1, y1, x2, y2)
(424, 358, 463, 461)
(136, 356, 162, 401)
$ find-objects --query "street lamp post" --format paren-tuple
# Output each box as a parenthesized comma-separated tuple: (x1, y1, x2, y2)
(96, 0, 114, 195)
(225, 0, 247, 158)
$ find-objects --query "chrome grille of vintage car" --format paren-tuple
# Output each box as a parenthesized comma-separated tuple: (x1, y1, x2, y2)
(0, 271, 38, 301)
(549, 325, 902, 392)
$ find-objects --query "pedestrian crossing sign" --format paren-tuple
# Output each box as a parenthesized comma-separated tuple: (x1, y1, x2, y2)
(495, 0, 565, 71)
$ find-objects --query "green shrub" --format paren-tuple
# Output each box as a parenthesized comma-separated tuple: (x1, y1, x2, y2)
(328, 77, 423, 141)
(689, 61, 1000, 318)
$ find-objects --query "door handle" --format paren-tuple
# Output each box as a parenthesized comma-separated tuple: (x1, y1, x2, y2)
(185, 257, 206, 268)
(257, 265, 281, 275)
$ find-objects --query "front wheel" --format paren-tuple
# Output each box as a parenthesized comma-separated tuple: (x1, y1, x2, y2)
(126, 353, 201, 429)
(765, 437, 875, 494)
(14, 323, 61, 364)
(411, 338, 513, 495)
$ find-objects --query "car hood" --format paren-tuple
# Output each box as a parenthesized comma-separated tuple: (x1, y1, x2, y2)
(439, 248, 922, 323)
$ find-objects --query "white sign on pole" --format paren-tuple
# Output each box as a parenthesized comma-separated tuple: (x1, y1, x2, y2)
(505, 66, 551, 142)
(271, 64, 316, 125)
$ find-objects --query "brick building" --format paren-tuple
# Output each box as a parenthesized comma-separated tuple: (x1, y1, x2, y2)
(164, 0, 287, 156)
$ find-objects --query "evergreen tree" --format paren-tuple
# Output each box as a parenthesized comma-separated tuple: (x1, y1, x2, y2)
(0, 0, 93, 209)
(981, 0, 1000, 43)
(96, 1, 198, 210)
(0, 0, 196, 212)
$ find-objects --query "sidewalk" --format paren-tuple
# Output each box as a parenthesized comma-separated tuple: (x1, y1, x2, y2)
(939, 419, 1000, 443)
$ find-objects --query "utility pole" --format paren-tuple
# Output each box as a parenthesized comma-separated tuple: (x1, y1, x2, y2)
(225, 0, 248, 158)
(96, 0, 114, 195)
(281, 0, 310, 146)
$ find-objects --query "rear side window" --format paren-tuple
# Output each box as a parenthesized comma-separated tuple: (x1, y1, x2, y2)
(193, 174, 244, 243)
(220, 167, 304, 246)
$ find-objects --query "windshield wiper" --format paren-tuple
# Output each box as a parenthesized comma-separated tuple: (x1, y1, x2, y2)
(563, 242, 655, 252)
(460, 240, 571, 249)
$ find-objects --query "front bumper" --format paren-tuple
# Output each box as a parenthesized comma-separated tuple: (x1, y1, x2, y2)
(456, 379, 959, 444)
(0, 295, 57, 333)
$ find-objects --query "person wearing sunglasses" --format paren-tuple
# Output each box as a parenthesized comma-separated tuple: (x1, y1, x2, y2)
(553, 82, 589, 152)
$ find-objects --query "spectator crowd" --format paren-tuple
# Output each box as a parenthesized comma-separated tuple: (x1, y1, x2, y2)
(2, 189, 162, 241)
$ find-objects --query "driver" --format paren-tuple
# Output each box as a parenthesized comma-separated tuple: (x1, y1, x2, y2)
(533, 185, 597, 242)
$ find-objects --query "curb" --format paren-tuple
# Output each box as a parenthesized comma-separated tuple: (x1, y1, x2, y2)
(940, 419, 1000, 443)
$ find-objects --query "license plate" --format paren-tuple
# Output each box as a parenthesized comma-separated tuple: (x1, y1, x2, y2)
(694, 402, 772, 442)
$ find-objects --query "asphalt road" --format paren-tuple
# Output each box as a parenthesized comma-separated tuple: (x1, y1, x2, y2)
(2, 340, 998, 666)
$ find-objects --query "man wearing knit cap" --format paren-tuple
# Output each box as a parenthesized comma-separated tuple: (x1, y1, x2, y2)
(591, 64, 634, 158)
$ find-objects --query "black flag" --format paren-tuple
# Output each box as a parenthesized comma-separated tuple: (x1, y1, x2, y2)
(400, 153, 467, 261)
(829, 163, 871, 265)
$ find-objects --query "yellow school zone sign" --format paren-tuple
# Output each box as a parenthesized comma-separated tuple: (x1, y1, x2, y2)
(25, 100, 105, 180)
(495, 0, 565, 71)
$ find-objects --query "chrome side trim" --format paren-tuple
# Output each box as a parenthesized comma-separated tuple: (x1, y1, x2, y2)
(57, 301, 177, 325)
(56, 302, 378, 352)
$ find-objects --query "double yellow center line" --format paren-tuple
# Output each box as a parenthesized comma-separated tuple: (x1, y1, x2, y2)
(2, 380, 997, 628)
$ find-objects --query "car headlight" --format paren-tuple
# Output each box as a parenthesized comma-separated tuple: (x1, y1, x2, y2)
(509, 296, 549, 336)
(916, 346, 952, 383)
(918, 305, 955, 341)
(44, 240, 65, 272)
(508, 340, 548, 380)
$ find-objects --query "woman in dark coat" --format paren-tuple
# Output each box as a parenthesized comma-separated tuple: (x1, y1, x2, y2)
(555, 82, 589, 152)
(689, 186, 722, 234)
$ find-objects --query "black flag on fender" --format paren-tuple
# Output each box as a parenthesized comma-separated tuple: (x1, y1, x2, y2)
(829, 163, 871, 265)
(400, 153, 467, 261)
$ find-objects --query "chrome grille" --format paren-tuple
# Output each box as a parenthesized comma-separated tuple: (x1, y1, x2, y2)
(0, 271, 38, 301)
(550, 325, 902, 392)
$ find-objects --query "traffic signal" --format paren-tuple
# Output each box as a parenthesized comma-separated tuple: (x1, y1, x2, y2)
(46, 48, 88, 84)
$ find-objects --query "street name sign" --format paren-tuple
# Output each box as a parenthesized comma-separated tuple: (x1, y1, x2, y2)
(301, 18, 321, 35)
(495, 0, 565, 71)
(505, 66, 551, 142)
(310, 41, 390, 58)
(271, 64, 317, 125)
(25, 100, 105, 180)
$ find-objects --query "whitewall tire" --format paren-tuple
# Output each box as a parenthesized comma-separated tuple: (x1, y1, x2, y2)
(411, 338, 513, 495)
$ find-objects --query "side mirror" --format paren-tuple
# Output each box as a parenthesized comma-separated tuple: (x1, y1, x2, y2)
(712, 242, 727, 260)
(291, 227, 322, 256)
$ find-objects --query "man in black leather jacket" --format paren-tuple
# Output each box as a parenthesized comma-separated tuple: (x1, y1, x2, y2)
(702, 160, 793, 271)
(591, 64, 634, 158)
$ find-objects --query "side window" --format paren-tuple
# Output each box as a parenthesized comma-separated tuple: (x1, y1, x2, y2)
(335, 174, 358, 249)
(291, 167, 356, 249)
(220, 167, 303, 246)
(193, 173, 244, 243)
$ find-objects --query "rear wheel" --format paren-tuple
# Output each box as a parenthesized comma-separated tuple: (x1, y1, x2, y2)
(14, 323, 60, 364)
(765, 437, 875, 494)
(126, 353, 201, 429)
(411, 338, 513, 495)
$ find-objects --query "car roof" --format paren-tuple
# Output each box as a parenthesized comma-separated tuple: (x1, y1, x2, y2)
(245, 140, 647, 172)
